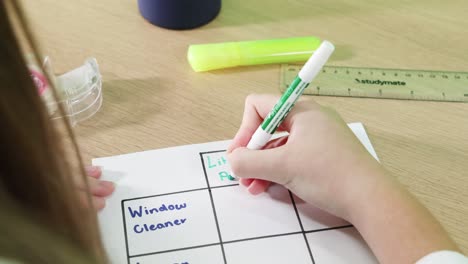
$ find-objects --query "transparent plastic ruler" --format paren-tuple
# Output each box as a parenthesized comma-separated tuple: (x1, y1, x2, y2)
(280, 65, 468, 102)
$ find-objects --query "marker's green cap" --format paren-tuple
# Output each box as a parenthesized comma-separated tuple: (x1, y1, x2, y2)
(187, 36, 322, 72)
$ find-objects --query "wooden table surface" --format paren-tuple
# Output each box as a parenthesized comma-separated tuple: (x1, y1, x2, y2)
(26, 0, 468, 253)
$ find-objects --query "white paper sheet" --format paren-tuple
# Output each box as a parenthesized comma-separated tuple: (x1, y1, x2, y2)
(95, 122, 379, 264)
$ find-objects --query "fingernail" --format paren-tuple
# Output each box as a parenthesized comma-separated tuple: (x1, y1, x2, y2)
(239, 178, 254, 188)
(86, 166, 102, 177)
(86, 165, 99, 171)
(99, 180, 115, 191)
(240, 181, 250, 187)
(247, 184, 262, 195)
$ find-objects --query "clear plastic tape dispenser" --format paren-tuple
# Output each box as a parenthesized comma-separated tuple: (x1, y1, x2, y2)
(29, 56, 103, 126)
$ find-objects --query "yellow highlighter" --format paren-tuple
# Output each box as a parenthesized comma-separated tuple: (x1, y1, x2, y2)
(187, 36, 322, 72)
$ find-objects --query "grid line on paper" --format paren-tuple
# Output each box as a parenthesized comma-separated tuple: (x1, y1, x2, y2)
(129, 242, 221, 258)
(200, 151, 228, 264)
(124, 225, 355, 259)
(121, 187, 209, 202)
(121, 200, 132, 264)
(305, 224, 354, 234)
(289, 191, 315, 264)
(210, 183, 239, 189)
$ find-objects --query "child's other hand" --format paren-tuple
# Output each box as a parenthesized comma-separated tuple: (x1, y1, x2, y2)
(83, 166, 115, 211)
(227, 94, 385, 220)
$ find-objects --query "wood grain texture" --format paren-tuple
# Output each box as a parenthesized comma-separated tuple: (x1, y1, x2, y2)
(24, 0, 468, 253)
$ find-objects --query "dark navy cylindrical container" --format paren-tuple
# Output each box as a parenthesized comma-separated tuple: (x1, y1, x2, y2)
(137, 0, 221, 30)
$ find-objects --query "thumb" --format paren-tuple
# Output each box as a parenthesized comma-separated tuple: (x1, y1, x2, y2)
(228, 147, 288, 185)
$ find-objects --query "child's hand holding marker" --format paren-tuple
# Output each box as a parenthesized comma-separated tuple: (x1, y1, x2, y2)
(227, 91, 392, 230)
(228, 40, 336, 198)
(227, 41, 465, 263)
(226, 94, 381, 219)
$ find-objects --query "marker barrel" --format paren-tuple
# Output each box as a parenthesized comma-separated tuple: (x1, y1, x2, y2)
(246, 40, 335, 150)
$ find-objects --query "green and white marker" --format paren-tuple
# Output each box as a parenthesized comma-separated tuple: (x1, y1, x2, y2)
(246, 40, 335, 150)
